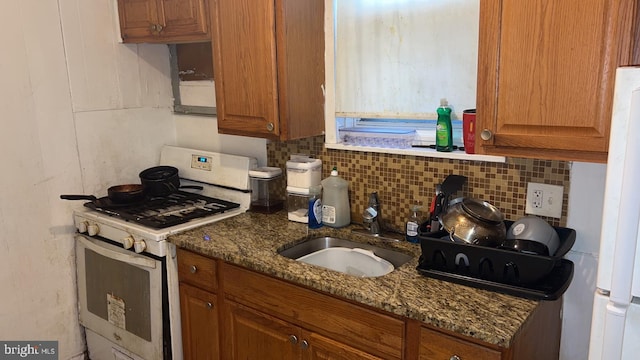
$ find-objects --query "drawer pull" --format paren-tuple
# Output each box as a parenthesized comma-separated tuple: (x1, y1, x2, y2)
(206, 302, 213, 310)
(300, 340, 309, 350)
(450, 355, 461, 360)
(190, 265, 197, 273)
(288, 335, 298, 344)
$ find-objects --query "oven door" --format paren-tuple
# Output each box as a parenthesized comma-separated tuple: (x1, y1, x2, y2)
(76, 234, 164, 360)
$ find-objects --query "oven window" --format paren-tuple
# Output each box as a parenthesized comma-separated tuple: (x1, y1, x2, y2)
(85, 248, 152, 341)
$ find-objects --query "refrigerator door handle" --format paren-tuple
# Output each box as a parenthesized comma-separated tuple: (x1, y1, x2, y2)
(602, 302, 629, 360)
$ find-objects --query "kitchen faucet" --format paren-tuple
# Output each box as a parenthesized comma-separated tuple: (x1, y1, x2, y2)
(363, 192, 381, 235)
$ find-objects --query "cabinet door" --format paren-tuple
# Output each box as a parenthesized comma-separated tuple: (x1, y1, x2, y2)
(211, 0, 325, 140)
(118, 0, 210, 43)
(118, 0, 160, 41)
(157, 0, 209, 40)
(476, 0, 637, 162)
(223, 301, 301, 359)
(211, 0, 280, 138)
(304, 331, 385, 360)
(419, 327, 501, 360)
(179, 283, 219, 360)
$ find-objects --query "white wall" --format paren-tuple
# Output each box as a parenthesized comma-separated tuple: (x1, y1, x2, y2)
(0, 0, 175, 358)
(562, 162, 607, 360)
(173, 82, 268, 165)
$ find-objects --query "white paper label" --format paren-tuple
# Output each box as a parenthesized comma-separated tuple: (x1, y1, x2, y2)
(107, 293, 126, 329)
(322, 205, 336, 224)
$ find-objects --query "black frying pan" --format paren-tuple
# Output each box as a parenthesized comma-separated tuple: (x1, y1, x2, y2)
(61, 183, 147, 208)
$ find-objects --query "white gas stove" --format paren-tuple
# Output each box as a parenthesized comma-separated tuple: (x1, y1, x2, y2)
(72, 146, 257, 360)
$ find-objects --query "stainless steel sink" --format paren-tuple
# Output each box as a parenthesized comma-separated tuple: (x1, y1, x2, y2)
(278, 237, 413, 276)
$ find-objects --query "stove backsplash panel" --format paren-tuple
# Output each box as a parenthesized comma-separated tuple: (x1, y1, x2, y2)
(267, 136, 570, 231)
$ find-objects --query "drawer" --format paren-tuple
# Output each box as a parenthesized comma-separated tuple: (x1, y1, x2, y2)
(177, 248, 217, 292)
(419, 327, 501, 360)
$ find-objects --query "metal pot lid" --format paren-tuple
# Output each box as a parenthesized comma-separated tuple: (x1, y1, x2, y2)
(460, 198, 504, 224)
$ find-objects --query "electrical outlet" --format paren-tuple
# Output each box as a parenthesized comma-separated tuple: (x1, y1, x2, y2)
(532, 190, 543, 208)
(525, 182, 564, 218)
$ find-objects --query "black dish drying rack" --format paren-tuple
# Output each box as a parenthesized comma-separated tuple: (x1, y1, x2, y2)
(416, 221, 576, 300)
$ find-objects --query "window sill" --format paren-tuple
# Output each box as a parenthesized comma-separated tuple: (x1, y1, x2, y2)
(324, 143, 506, 163)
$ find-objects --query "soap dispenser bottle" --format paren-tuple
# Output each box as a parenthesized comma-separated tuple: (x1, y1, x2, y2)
(405, 199, 423, 243)
(436, 98, 453, 152)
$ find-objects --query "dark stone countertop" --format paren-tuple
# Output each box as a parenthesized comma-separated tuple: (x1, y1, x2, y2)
(169, 210, 540, 348)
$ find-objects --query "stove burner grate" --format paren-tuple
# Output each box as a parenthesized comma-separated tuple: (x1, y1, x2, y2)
(84, 191, 240, 229)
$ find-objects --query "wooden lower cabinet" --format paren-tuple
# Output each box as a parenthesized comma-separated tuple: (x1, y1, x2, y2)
(223, 300, 382, 359)
(179, 283, 219, 360)
(176, 249, 562, 360)
(418, 327, 500, 360)
(223, 301, 299, 359)
(305, 331, 384, 360)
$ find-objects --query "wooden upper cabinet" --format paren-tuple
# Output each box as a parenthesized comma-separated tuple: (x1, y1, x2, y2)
(210, 0, 325, 140)
(117, 0, 210, 43)
(476, 0, 638, 162)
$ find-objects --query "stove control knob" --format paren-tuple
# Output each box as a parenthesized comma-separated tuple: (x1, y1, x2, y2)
(87, 223, 100, 236)
(123, 236, 135, 250)
(77, 221, 88, 233)
(134, 240, 147, 253)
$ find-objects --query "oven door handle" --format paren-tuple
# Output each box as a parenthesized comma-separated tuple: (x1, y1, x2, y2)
(78, 236, 157, 269)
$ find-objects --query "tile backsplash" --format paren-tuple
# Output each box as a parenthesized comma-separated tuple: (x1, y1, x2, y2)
(268, 136, 570, 233)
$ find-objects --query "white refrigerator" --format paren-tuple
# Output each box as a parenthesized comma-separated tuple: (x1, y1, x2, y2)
(589, 66, 640, 359)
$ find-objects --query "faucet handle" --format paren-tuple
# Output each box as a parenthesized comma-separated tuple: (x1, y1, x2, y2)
(363, 206, 377, 219)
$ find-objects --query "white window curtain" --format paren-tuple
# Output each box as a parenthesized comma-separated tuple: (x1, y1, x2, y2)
(335, 0, 479, 120)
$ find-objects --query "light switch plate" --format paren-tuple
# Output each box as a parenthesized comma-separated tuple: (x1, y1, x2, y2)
(525, 182, 564, 218)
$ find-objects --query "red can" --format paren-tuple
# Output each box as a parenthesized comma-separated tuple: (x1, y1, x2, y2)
(462, 109, 476, 154)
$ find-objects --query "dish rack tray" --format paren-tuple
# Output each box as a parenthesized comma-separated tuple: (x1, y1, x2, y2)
(417, 221, 576, 286)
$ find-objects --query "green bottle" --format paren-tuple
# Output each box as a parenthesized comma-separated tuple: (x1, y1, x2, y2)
(436, 98, 453, 152)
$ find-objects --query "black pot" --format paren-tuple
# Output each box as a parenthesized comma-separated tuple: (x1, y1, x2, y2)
(139, 166, 203, 196)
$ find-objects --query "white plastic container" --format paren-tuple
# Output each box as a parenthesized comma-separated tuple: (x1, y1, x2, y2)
(287, 187, 310, 223)
(286, 156, 322, 189)
(249, 167, 283, 213)
(321, 167, 351, 228)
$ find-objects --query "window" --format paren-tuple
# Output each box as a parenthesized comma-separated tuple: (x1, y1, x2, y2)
(326, 0, 500, 160)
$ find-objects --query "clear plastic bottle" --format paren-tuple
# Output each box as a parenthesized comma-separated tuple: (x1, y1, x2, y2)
(321, 167, 351, 228)
(436, 98, 453, 152)
(308, 185, 323, 229)
(405, 199, 423, 243)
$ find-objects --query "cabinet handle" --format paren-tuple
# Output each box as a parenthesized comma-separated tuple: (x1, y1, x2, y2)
(449, 355, 461, 360)
(266, 122, 274, 132)
(300, 340, 309, 350)
(288, 335, 298, 345)
(149, 23, 163, 34)
(206, 302, 213, 310)
(189, 265, 197, 273)
(480, 129, 493, 141)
